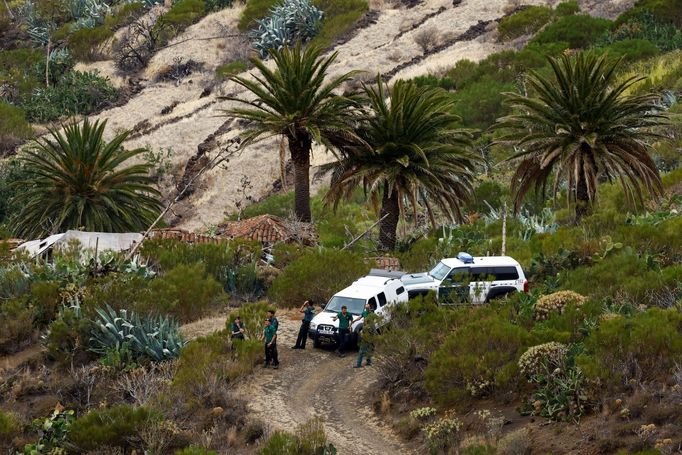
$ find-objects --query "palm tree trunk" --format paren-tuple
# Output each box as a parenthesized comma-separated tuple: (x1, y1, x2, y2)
(378, 181, 400, 251)
(287, 131, 312, 222)
(575, 153, 591, 223)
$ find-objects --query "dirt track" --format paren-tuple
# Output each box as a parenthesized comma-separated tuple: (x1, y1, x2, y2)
(236, 314, 415, 455)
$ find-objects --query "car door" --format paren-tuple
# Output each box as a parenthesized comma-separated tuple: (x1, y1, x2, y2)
(438, 267, 471, 304)
(469, 267, 492, 304)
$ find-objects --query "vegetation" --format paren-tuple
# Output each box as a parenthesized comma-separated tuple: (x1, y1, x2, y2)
(497, 6, 553, 41)
(494, 52, 665, 221)
(9, 119, 162, 238)
(321, 77, 478, 250)
(222, 43, 361, 222)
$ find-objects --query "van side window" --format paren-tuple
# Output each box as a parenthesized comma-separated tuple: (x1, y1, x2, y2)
(368, 297, 377, 311)
(470, 267, 488, 281)
(377, 292, 387, 307)
(493, 266, 519, 280)
(396, 286, 405, 295)
(447, 267, 470, 283)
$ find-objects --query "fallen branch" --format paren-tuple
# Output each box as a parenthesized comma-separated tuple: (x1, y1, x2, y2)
(342, 213, 389, 251)
(126, 137, 240, 260)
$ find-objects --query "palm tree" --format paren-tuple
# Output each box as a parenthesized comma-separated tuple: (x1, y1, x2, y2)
(221, 43, 362, 222)
(494, 52, 665, 221)
(320, 77, 479, 251)
(10, 118, 162, 238)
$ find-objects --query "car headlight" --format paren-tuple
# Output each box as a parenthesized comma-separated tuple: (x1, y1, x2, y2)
(310, 322, 317, 330)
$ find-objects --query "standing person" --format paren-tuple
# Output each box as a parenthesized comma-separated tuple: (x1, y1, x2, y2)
(352, 302, 373, 326)
(231, 316, 245, 341)
(262, 318, 279, 369)
(332, 305, 353, 357)
(266, 309, 279, 368)
(354, 324, 374, 368)
(292, 300, 315, 349)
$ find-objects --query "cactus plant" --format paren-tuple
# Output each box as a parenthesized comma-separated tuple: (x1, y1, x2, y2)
(90, 305, 185, 362)
(250, 0, 324, 58)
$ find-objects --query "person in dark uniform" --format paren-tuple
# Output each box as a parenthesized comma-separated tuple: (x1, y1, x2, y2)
(230, 316, 245, 341)
(332, 305, 353, 357)
(267, 309, 279, 332)
(292, 300, 315, 349)
(266, 309, 279, 367)
(262, 318, 279, 369)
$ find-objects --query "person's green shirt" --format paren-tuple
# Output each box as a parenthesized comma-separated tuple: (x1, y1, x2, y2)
(337, 312, 352, 330)
(269, 317, 279, 332)
(264, 325, 276, 343)
(361, 309, 372, 319)
(303, 306, 315, 323)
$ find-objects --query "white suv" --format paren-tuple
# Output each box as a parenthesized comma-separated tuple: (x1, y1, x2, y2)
(401, 252, 528, 304)
(309, 269, 408, 347)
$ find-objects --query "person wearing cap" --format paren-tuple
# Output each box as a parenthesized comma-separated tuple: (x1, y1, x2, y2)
(262, 318, 279, 369)
(292, 300, 315, 349)
(332, 305, 353, 357)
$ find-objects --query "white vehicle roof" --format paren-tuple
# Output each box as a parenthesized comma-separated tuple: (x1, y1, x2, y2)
(441, 255, 521, 268)
(334, 276, 400, 300)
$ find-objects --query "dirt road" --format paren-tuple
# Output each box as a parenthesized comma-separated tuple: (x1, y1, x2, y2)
(237, 314, 415, 455)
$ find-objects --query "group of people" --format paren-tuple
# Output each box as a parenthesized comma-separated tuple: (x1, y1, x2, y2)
(229, 301, 374, 370)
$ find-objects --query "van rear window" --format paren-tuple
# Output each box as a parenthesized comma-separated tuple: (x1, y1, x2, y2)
(396, 286, 405, 295)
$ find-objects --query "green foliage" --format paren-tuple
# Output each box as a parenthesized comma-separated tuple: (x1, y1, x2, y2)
(0, 103, 33, 155)
(412, 74, 456, 91)
(44, 305, 94, 365)
(425, 311, 531, 406)
(24, 408, 75, 454)
(175, 448, 218, 455)
(258, 418, 336, 455)
(450, 75, 514, 129)
(601, 38, 660, 62)
(607, 11, 682, 53)
(68, 25, 114, 61)
(157, 0, 206, 43)
(578, 308, 682, 388)
(0, 297, 35, 354)
(250, 0, 324, 58)
(67, 405, 160, 451)
(269, 248, 370, 307)
(30, 280, 61, 326)
(308, 0, 368, 49)
(205, 0, 233, 12)
(497, 6, 553, 41)
(615, 0, 682, 28)
(531, 15, 612, 49)
(239, 0, 277, 30)
(555, 0, 580, 16)
(89, 305, 186, 362)
(216, 60, 248, 79)
(0, 410, 21, 443)
(147, 263, 224, 322)
(22, 70, 117, 122)
(10, 119, 161, 239)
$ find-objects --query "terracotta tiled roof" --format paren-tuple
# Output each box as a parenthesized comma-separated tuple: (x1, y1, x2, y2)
(148, 228, 224, 244)
(216, 214, 317, 245)
(370, 256, 402, 271)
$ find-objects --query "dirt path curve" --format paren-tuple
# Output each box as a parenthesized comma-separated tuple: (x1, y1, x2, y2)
(236, 313, 415, 455)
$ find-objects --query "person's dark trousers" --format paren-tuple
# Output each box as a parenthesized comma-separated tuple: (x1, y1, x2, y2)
(264, 342, 272, 366)
(337, 328, 350, 354)
(270, 341, 279, 366)
(294, 321, 310, 348)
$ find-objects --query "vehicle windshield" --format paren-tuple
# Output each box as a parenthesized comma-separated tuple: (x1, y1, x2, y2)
(324, 296, 365, 315)
(429, 262, 451, 281)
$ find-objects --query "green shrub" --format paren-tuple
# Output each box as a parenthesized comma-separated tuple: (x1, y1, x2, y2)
(176, 448, 218, 455)
(147, 263, 224, 322)
(0, 410, 21, 443)
(157, 0, 207, 43)
(615, 0, 682, 28)
(22, 70, 117, 122)
(0, 297, 35, 354)
(269, 248, 370, 307)
(497, 6, 553, 41)
(0, 103, 32, 154)
(412, 74, 456, 91)
(257, 418, 335, 455)
(239, 0, 277, 31)
(425, 312, 531, 406)
(216, 60, 248, 80)
(602, 38, 660, 62)
(555, 0, 580, 16)
(83, 274, 151, 317)
(68, 25, 114, 61)
(607, 11, 682, 52)
(531, 14, 612, 49)
(450, 75, 514, 129)
(309, 0, 368, 49)
(205, 0, 234, 11)
(30, 280, 61, 326)
(44, 306, 94, 366)
(67, 405, 160, 451)
(228, 300, 270, 338)
(24, 408, 75, 454)
(531, 300, 603, 344)
(578, 308, 682, 388)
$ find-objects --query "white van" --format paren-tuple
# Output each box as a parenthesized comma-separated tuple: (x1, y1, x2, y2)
(401, 252, 528, 304)
(309, 269, 408, 347)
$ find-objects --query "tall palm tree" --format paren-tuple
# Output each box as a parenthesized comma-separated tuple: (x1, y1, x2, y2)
(494, 52, 665, 221)
(320, 77, 479, 251)
(221, 42, 362, 222)
(10, 118, 162, 238)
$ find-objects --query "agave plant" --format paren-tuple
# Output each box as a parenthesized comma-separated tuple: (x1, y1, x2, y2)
(90, 305, 185, 362)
